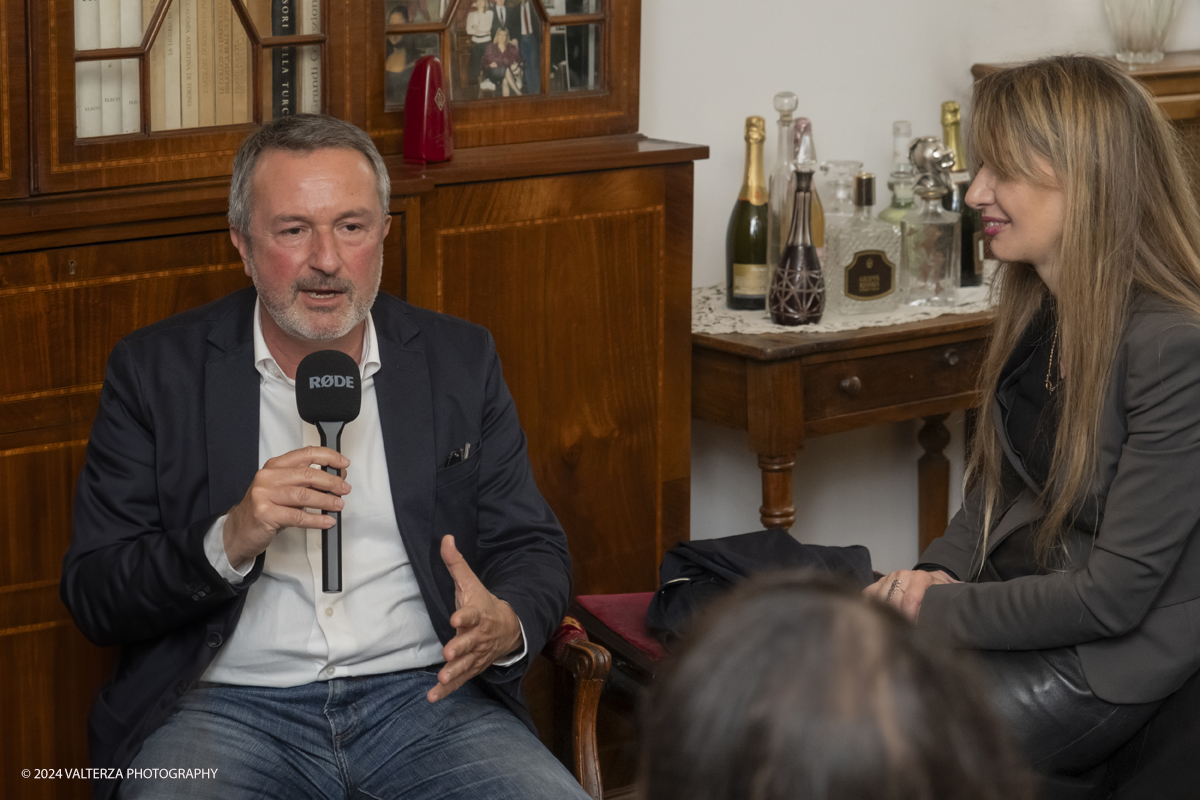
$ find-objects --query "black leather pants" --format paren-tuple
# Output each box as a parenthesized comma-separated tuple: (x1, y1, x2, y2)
(976, 647, 1163, 796)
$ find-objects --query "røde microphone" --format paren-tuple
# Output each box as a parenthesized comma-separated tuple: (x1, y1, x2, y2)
(296, 350, 361, 593)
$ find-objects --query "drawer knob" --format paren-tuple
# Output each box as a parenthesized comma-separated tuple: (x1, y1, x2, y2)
(943, 348, 960, 367)
(839, 376, 862, 396)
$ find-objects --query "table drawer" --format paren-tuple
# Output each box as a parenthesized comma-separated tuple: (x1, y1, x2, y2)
(803, 337, 986, 422)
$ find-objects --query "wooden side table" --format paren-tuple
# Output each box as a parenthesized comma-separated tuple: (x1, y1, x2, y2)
(692, 312, 993, 553)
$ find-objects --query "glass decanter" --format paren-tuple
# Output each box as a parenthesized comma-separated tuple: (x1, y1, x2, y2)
(826, 173, 901, 316)
(901, 177, 960, 307)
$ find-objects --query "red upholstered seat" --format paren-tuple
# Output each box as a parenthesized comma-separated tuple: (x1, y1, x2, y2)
(571, 592, 664, 678)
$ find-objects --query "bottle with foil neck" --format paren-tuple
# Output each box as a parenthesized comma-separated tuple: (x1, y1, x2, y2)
(769, 164, 824, 325)
(726, 116, 769, 309)
(941, 100, 983, 287)
(767, 91, 798, 272)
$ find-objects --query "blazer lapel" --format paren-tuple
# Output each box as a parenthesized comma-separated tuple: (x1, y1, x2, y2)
(205, 295, 260, 516)
(373, 307, 449, 623)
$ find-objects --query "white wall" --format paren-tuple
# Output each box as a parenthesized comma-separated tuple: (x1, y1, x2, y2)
(640, 0, 1200, 572)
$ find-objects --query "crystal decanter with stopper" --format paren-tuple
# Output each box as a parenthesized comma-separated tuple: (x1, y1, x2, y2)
(769, 163, 825, 325)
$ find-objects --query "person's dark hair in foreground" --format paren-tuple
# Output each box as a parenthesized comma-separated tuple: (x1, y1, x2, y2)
(642, 573, 1036, 800)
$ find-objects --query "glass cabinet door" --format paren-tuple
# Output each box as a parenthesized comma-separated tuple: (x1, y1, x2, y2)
(29, 0, 329, 192)
(0, 0, 29, 199)
(367, 0, 629, 154)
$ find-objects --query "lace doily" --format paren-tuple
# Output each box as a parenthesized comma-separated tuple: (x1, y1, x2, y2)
(692, 284, 992, 336)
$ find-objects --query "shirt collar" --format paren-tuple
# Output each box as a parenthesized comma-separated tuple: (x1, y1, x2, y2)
(252, 296, 382, 385)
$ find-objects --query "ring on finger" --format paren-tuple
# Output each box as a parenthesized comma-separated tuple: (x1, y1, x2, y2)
(884, 579, 904, 602)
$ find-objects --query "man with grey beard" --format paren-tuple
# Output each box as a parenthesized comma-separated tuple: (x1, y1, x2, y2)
(62, 114, 585, 800)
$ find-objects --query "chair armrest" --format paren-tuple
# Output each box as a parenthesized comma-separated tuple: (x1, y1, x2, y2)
(542, 617, 612, 800)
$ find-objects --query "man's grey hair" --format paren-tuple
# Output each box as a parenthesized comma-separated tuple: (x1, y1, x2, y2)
(228, 114, 391, 236)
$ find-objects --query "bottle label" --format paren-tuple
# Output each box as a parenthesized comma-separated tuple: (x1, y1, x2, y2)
(844, 250, 895, 300)
(733, 263, 769, 297)
(973, 231, 986, 275)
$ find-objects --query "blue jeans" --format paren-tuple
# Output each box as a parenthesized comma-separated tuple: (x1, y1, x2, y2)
(119, 669, 589, 800)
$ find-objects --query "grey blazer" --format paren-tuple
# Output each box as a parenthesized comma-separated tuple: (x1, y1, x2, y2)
(919, 294, 1200, 705)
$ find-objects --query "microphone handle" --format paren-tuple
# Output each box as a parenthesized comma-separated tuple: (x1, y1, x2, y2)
(316, 421, 347, 593)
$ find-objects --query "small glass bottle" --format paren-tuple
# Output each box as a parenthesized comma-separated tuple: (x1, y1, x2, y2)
(767, 91, 798, 272)
(901, 177, 960, 307)
(770, 164, 824, 325)
(878, 171, 915, 232)
(794, 119, 825, 251)
(889, 120, 914, 174)
(826, 173, 900, 316)
(819, 159, 863, 235)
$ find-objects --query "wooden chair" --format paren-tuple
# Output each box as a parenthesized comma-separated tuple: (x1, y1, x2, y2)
(541, 616, 613, 800)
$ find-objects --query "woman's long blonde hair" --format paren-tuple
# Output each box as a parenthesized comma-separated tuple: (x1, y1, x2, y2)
(967, 56, 1200, 567)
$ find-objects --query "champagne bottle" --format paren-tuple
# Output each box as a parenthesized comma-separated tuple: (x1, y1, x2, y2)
(941, 101, 983, 287)
(769, 165, 824, 325)
(726, 116, 769, 310)
(767, 92, 798, 273)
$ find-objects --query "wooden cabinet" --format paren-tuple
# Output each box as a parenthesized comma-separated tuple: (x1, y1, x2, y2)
(0, 0, 28, 199)
(0, 0, 704, 796)
(20, 0, 640, 194)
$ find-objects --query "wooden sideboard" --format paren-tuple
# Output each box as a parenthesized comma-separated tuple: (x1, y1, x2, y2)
(692, 313, 992, 554)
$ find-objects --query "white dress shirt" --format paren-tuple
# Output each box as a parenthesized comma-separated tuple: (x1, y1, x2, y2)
(201, 300, 523, 686)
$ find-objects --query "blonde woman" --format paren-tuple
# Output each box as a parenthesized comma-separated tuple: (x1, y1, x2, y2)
(465, 0, 493, 93)
(866, 55, 1200, 788)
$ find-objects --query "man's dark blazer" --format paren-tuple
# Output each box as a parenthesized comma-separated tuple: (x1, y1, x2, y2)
(919, 294, 1200, 705)
(61, 287, 571, 800)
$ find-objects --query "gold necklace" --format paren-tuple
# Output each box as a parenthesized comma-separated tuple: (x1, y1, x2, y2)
(1045, 327, 1060, 393)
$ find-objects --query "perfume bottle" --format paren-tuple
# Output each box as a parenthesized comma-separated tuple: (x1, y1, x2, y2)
(770, 165, 824, 325)
(768, 92, 798, 272)
(901, 176, 960, 307)
(826, 173, 900, 316)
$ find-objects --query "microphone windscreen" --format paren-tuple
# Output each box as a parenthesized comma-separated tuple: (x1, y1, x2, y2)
(296, 350, 362, 424)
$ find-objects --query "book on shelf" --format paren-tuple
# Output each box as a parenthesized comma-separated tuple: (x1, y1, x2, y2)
(232, 5, 251, 124)
(146, 0, 165, 130)
(215, 1, 234, 126)
(180, 0, 199, 128)
(99, 0, 122, 135)
(162, 0, 182, 129)
(273, 0, 296, 119)
(197, 0, 215, 127)
(300, 0, 321, 114)
(119, 0, 142, 134)
(76, 0, 103, 138)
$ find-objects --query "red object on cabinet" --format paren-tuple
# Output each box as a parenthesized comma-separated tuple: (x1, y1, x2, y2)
(403, 56, 454, 165)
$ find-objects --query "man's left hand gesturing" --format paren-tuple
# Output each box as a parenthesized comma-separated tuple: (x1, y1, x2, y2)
(427, 535, 524, 703)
